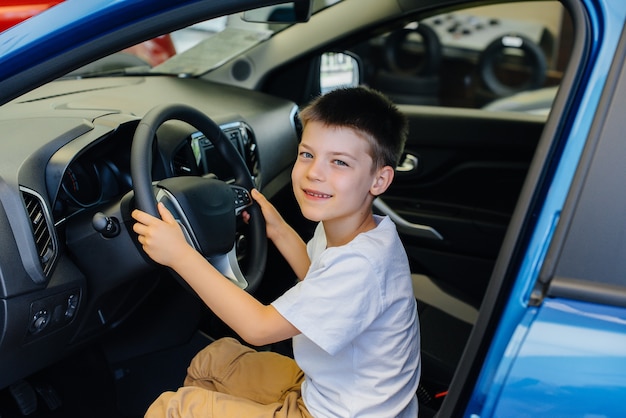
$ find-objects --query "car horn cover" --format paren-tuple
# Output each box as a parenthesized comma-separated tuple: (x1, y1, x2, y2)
(158, 176, 236, 255)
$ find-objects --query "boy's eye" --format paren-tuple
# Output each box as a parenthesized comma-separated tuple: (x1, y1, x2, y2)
(299, 151, 313, 159)
(333, 159, 348, 167)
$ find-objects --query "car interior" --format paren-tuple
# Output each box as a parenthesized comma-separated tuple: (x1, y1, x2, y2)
(0, 0, 579, 417)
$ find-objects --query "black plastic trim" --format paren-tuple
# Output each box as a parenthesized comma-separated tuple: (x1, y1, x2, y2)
(548, 277, 626, 308)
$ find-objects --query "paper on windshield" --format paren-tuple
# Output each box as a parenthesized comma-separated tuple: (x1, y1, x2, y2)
(152, 27, 271, 76)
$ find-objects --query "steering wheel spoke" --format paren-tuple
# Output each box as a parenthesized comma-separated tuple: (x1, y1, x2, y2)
(208, 246, 248, 289)
(154, 187, 199, 249)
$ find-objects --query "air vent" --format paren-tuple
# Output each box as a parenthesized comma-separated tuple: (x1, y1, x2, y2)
(172, 152, 194, 176)
(21, 189, 57, 277)
(171, 139, 201, 177)
(241, 125, 260, 180)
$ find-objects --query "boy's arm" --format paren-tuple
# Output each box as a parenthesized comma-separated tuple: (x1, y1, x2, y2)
(270, 222, 310, 281)
(132, 203, 300, 347)
(249, 189, 310, 280)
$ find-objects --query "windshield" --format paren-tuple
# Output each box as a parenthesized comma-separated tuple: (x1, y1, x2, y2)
(70, 1, 342, 79)
(156, 25, 272, 76)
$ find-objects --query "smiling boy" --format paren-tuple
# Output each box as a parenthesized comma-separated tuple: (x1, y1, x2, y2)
(133, 86, 420, 417)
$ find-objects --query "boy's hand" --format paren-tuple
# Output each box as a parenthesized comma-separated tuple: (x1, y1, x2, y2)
(242, 189, 285, 242)
(244, 189, 310, 280)
(132, 202, 193, 268)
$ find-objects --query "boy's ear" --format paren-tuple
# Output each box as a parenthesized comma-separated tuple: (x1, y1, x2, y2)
(370, 165, 395, 196)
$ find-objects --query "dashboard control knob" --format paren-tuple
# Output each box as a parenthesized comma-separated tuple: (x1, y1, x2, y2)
(65, 294, 79, 319)
(92, 212, 120, 238)
(30, 310, 50, 333)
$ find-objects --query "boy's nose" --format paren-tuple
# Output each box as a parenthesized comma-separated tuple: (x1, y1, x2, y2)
(306, 160, 324, 181)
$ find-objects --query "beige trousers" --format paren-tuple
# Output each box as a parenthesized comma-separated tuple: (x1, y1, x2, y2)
(144, 337, 313, 418)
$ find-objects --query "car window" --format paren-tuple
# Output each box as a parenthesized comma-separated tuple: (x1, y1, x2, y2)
(337, 1, 570, 115)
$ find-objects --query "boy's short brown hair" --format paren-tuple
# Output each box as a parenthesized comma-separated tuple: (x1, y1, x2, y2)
(298, 86, 408, 171)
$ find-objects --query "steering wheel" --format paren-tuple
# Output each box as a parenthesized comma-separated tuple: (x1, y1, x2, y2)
(384, 23, 442, 77)
(130, 103, 266, 293)
(477, 33, 547, 97)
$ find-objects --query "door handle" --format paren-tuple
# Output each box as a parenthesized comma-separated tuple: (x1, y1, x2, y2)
(373, 198, 443, 240)
(396, 153, 418, 172)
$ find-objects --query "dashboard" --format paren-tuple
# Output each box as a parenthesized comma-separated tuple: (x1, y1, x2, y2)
(0, 75, 299, 389)
(52, 119, 260, 224)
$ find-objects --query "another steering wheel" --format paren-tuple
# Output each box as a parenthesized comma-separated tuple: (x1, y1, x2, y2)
(130, 103, 266, 293)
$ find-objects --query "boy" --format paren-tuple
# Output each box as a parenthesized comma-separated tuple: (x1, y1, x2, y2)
(132, 86, 420, 417)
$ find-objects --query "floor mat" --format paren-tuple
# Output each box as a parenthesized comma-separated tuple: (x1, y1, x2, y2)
(0, 349, 126, 418)
(110, 331, 212, 417)
(0, 332, 213, 418)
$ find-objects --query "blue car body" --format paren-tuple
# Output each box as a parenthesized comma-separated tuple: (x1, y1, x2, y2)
(490, 300, 626, 416)
(0, 0, 625, 417)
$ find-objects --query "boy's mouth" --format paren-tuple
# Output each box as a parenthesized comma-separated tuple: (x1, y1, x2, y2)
(303, 189, 332, 199)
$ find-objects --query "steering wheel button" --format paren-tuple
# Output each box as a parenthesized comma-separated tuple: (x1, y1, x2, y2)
(233, 187, 251, 207)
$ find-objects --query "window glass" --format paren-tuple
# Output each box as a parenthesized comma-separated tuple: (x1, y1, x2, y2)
(350, 1, 571, 114)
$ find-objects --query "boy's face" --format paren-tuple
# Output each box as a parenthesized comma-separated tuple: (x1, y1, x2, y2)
(292, 121, 391, 226)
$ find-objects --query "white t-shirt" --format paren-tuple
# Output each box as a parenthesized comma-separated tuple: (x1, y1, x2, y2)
(272, 215, 420, 417)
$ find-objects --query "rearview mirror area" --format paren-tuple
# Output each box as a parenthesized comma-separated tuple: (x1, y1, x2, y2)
(243, 0, 312, 23)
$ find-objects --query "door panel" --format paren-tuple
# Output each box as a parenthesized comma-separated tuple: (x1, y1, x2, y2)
(381, 106, 545, 304)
